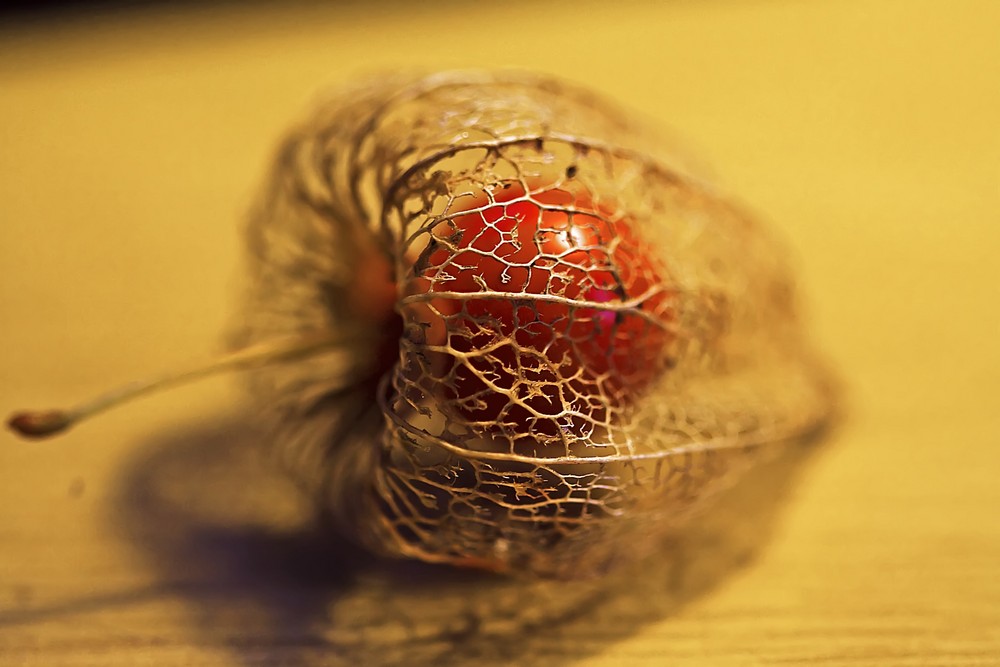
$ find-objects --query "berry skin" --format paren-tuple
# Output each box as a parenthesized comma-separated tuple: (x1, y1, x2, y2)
(407, 181, 675, 437)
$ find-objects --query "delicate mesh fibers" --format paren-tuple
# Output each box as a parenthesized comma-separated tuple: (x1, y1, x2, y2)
(235, 71, 836, 578)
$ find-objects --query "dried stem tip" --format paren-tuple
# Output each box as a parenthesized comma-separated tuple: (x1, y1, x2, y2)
(8, 411, 73, 439)
(6, 330, 355, 442)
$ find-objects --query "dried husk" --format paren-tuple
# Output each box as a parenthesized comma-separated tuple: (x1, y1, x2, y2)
(234, 71, 836, 578)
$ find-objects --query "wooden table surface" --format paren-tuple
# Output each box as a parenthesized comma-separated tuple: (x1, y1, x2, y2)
(1, 1, 998, 665)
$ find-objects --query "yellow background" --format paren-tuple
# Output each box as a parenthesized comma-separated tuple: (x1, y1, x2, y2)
(1, 1, 998, 664)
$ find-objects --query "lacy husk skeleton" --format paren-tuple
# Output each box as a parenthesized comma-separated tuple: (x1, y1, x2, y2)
(233, 71, 835, 578)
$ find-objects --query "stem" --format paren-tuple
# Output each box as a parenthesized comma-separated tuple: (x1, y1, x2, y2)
(7, 330, 355, 440)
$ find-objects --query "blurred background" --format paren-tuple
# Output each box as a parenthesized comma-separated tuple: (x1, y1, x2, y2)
(1, 1, 998, 665)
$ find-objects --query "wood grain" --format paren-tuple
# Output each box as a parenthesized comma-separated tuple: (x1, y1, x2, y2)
(2, 1, 998, 665)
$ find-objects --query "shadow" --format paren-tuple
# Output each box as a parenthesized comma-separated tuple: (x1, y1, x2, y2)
(110, 411, 831, 667)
